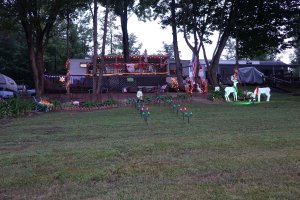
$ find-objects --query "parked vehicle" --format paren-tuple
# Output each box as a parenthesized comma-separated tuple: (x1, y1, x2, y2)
(0, 73, 18, 99)
(17, 85, 36, 96)
(0, 90, 16, 99)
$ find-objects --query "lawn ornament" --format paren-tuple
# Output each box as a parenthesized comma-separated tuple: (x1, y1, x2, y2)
(243, 91, 255, 102)
(184, 111, 193, 123)
(199, 79, 208, 94)
(196, 83, 201, 93)
(224, 86, 238, 101)
(185, 78, 194, 95)
(224, 78, 238, 101)
(142, 109, 150, 125)
(251, 87, 271, 102)
(137, 89, 143, 101)
(33, 96, 54, 112)
(72, 101, 80, 106)
(170, 78, 179, 92)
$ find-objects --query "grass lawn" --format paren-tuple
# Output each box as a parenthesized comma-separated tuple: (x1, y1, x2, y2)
(0, 93, 300, 199)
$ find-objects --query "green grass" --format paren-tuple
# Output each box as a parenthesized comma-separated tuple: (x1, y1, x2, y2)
(0, 93, 300, 199)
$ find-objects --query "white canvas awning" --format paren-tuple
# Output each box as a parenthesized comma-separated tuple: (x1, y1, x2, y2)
(0, 73, 18, 92)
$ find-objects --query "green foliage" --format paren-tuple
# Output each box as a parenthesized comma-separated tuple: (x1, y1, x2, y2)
(102, 99, 119, 106)
(156, 95, 173, 102)
(49, 99, 62, 109)
(82, 101, 99, 107)
(143, 96, 153, 103)
(207, 88, 225, 101)
(82, 99, 119, 107)
(176, 93, 191, 100)
(0, 29, 33, 85)
(0, 97, 33, 118)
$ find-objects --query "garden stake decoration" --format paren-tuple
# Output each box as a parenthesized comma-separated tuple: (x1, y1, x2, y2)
(137, 103, 144, 111)
(184, 111, 193, 123)
(142, 109, 150, 125)
(140, 106, 147, 117)
(172, 103, 177, 112)
(176, 104, 180, 116)
(180, 107, 187, 120)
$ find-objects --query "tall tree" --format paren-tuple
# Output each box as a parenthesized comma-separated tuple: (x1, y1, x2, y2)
(1, 0, 86, 96)
(0, 28, 31, 84)
(113, 33, 143, 55)
(92, 0, 98, 93)
(142, 0, 184, 88)
(157, 42, 175, 58)
(97, 0, 110, 94)
(110, 0, 135, 63)
(179, 0, 299, 86)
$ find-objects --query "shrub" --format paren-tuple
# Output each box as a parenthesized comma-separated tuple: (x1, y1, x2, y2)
(82, 101, 99, 107)
(156, 95, 173, 102)
(82, 99, 119, 108)
(102, 99, 119, 106)
(143, 96, 153, 103)
(207, 88, 225, 101)
(176, 93, 191, 100)
(0, 97, 33, 118)
(49, 99, 62, 109)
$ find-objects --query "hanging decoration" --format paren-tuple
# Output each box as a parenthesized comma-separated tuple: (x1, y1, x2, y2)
(86, 54, 169, 75)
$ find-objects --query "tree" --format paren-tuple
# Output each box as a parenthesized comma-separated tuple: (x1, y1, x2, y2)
(97, 0, 110, 95)
(45, 18, 90, 75)
(1, 0, 87, 96)
(109, 0, 135, 62)
(92, 0, 98, 93)
(113, 33, 143, 55)
(98, 6, 119, 55)
(143, 0, 184, 89)
(222, 38, 236, 60)
(0, 27, 32, 84)
(178, 0, 299, 86)
(157, 42, 175, 58)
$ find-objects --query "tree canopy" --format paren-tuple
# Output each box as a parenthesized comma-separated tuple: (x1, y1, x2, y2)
(0, 0, 299, 91)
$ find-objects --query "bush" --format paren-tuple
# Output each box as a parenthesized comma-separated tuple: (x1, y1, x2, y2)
(143, 96, 153, 103)
(176, 93, 191, 100)
(207, 88, 225, 101)
(49, 99, 62, 109)
(102, 99, 119, 106)
(82, 101, 99, 107)
(82, 99, 119, 107)
(0, 97, 33, 118)
(156, 95, 173, 102)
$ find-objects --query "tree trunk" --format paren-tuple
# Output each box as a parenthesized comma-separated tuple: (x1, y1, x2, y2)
(208, 30, 230, 87)
(97, 0, 109, 95)
(92, 0, 98, 94)
(120, 2, 129, 63)
(171, 0, 184, 89)
(23, 22, 45, 97)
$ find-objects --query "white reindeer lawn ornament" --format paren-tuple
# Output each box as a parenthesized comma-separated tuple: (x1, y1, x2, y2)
(224, 79, 238, 102)
(251, 87, 271, 102)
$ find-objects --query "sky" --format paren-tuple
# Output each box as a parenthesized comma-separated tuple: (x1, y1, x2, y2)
(127, 15, 293, 64)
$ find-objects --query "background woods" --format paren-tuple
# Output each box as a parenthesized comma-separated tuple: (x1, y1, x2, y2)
(0, 0, 299, 93)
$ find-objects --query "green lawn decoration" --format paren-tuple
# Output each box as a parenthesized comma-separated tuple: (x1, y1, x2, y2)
(179, 107, 187, 120)
(184, 111, 193, 123)
(142, 109, 150, 124)
(139, 105, 146, 117)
